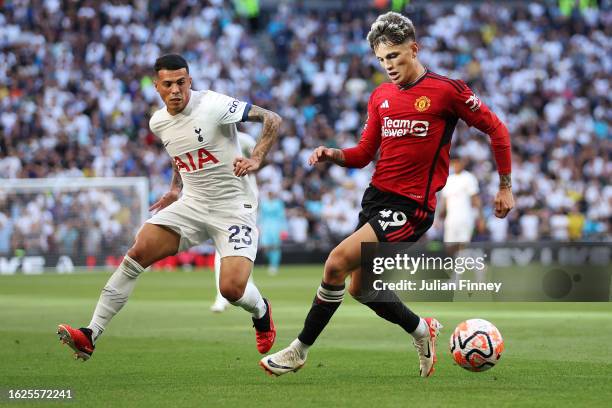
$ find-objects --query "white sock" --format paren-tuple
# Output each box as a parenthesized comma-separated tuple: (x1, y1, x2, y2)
(290, 338, 310, 359)
(410, 318, 428, 339)
(88, 255, 144, 342)
(230, 281, 267, 319)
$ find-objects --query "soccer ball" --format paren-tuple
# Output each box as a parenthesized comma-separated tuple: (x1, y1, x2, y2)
(449, 319, 504, 372)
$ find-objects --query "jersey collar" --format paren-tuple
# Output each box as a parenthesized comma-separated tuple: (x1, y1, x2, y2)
(398, 68, 428, 91)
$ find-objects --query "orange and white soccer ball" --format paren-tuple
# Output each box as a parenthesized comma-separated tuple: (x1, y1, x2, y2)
(449, 319, 504, 372)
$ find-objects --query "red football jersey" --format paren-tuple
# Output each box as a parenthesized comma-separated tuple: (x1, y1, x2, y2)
(342, 70, 511, 211)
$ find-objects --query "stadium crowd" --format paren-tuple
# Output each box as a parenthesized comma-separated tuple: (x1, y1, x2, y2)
(0, 0, 610, 258)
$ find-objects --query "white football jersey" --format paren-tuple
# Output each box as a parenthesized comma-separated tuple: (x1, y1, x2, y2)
(149, 90, 257, 211)
(441, 170, 479, 224)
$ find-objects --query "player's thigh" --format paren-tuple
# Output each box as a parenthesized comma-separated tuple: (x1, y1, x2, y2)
(136, 199, 210, 267)
(128, 223, 180, 267)
(324, 222, 378, 284)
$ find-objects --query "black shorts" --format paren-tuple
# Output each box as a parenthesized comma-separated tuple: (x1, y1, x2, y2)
(356, 185, 434, 242)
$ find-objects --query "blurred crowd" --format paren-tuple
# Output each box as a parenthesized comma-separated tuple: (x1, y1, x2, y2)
(0, 187, 140, 258)
(0, 0, 610, 258)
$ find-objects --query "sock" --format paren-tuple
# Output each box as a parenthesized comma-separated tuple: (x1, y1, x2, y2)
(290, 338, 310, 359)
(230, 281, 267, 320)
(411, 318, 428, 339)
(355, 290, 421, 335)
(88, 255, 144, 342)
(297, 281, 345, 346)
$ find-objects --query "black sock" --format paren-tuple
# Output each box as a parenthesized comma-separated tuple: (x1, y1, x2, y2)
(361, 291, 420, 333)
(252, 298, 271, 332)
(79, 327, 95, 346)
(297, 281, 345, 346)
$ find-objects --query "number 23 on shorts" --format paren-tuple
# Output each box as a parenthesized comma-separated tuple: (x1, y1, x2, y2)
(228, 225, 253, 248)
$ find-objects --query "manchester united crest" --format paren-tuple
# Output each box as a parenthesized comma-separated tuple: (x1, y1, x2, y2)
(414, 96, 431, 112)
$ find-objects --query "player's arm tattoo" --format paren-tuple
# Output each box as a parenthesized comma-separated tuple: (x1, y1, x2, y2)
(499, 173, 512, 190)
(245, 105, 282, 164)
(330, 148, 346, 166)
(170, 161, 183, 192)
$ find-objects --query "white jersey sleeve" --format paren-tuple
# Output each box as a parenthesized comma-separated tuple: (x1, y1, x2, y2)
(206, 91, 252, 125)
(149, 109, 165, 138)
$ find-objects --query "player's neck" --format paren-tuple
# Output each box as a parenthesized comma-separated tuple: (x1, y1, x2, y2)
(399, 64, 427, 88)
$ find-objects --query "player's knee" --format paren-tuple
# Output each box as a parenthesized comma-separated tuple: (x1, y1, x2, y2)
(127, 237, 166, 268)
(126, 244, 148, 267)
(219, 281, 246, 302)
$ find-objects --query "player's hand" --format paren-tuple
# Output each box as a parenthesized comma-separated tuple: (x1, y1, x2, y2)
(149, 190, 179, 214)
(233, 157, 261, 177)
(494, 188, 514, 218)
(308, 146, 339, 166)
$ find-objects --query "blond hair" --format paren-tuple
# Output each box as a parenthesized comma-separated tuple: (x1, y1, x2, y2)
(366, 12, 416, 50)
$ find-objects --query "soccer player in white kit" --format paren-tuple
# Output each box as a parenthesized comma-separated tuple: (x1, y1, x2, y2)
(441, 158, 480, 243)
(57, 54, 282, 360)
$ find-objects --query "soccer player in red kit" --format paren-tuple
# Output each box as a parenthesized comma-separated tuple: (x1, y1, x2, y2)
(260, 12, 514, 377)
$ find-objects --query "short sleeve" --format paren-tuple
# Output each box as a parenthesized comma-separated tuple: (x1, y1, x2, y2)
(207, 91, 251, 125)
(148, 110, 162, 137)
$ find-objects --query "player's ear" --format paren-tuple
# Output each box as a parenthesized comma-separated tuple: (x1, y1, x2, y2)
(411, 41, 419, 58)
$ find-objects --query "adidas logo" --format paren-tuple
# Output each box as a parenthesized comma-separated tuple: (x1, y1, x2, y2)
(380, 100, 389, 109)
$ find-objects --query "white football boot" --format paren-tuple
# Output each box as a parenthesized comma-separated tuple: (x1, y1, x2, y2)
(210, 294, 229, 313)
(413, 317, 442, 377)
(259, 345, 305, 376)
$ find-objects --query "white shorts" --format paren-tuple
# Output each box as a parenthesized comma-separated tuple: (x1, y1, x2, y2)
(443, 221, 474, 243)
(146, 199, 259, 261)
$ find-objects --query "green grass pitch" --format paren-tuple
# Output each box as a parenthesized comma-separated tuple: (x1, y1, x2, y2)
(1, 266, 611, 407)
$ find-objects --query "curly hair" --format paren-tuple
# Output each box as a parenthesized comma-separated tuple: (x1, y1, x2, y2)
(366, 12, 416, 50)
